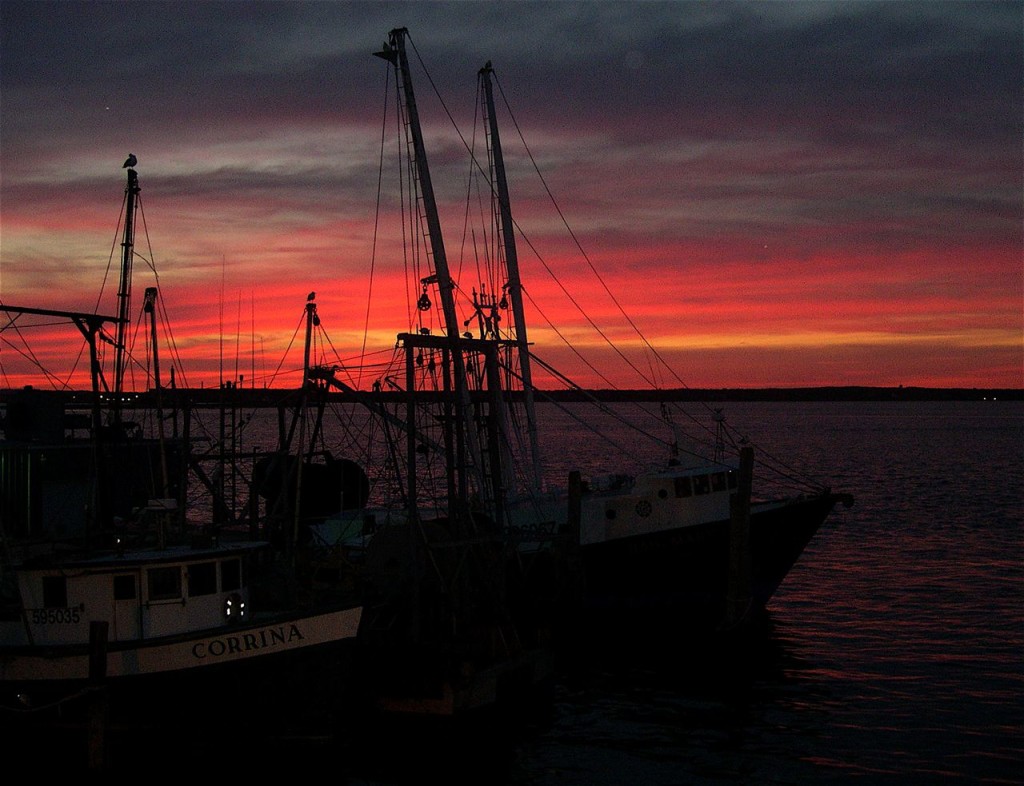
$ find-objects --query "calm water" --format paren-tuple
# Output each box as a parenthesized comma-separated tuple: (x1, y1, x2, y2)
(344, 400, 1022, 785)
(43, 400, 1022, 779)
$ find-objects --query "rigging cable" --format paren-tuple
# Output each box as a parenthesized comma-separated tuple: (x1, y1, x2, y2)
(493, 72, 668, 390)
(363, 62, 392, 391)
(490, 73, 825, 489)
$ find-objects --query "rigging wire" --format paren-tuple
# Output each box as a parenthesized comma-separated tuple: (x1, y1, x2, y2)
(93, 184, 129, 323)
(398, 49, 681, 401)
(362, 63, 392, 391)
(0, 319, 72, 390)
(375, 35, 827, 492)
(491, 72, 670, 389)
(396, 42, 715, 464)
(487, 70, 825, 488)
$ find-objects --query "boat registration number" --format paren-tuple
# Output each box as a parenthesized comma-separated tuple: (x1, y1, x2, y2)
(30, 607, 82, 625)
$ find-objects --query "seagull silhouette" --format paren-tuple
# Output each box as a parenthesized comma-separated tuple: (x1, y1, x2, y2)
(123, 153, 137, 168)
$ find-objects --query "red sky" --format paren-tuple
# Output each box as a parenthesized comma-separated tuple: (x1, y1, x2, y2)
(1, 1, 1021, 392)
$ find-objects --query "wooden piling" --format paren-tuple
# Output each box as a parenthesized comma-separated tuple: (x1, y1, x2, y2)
(87, 620, 109, 769)
(725, 446, 754, 630)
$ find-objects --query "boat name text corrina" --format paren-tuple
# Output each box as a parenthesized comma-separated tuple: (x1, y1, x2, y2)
(191, 623, 304, 659)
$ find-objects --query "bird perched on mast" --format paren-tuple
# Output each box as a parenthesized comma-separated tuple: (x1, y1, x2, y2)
(123, 153, 137, 168)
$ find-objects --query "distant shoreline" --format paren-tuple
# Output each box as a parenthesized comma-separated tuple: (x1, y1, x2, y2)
(545, 386, 1024, 402)
(1, 385, 1020, 407)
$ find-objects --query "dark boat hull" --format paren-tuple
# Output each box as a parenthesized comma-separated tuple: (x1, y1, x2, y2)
(574, 492, 845, 630)
(0, 632, 366, 768)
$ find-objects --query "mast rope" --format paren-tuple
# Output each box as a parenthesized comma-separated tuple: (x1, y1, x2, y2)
(0, 317, 75, 389)
(377, 39, 824, 491)
(488, 72, 826, 489)
(492, 72, 669, 389)
(362, 62, 392, 390)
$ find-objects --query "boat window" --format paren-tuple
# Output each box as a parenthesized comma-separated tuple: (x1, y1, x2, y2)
(221, 558, 242, 591)
(711, 472, 727, 492)
(188, 562, 217, 597)
(727, 471, 738, 490)
(0, 573, 20, 620)
(674, 476, 692, 497)
(657, 488, 668, 499)
(42, 576, 67, 608)
(113, 574, 136, 601)
(693, 475, 710, 495)
(605, 507, 617, 520)
(148, 567, 182, 601)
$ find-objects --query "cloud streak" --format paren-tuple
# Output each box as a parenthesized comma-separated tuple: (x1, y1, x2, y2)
(1, 1, 1020, 390)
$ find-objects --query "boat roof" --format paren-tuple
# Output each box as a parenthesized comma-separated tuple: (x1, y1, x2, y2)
(25, 540, 269, 571)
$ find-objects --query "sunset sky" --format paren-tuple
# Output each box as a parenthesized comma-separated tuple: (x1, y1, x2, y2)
(1, 1, 1021, 391)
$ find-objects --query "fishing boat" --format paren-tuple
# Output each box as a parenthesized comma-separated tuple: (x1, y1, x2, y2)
(344, 30, 854, 641)
(159, 33, 557, 718)
(0, 163, 363, 743)
(285, 30, 558, 715)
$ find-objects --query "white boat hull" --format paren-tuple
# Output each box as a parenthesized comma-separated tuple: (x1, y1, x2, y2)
(1, 605, 362, 682)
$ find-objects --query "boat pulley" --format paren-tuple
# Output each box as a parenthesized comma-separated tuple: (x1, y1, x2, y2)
(417, 285, 432, 311)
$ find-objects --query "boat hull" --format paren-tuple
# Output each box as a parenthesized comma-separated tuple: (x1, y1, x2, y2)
(0, 605, 364, 725)
(573, 492, 844, 630)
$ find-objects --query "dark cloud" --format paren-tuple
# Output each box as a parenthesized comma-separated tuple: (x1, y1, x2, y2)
(3, 2, 1018, 172)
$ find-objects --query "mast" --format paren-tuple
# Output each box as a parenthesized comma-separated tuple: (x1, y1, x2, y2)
(479, 62, 542, 492)
(114, 164, 140, 419)
(143, 287, 170, 499)
(374, 28, 489, 521)
(292, 295, 317, 557)
(375, 29, 461, 348)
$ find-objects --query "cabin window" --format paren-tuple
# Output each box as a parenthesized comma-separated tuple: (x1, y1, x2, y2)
(188, 562, 217, 597)
(148, 567, 182, 601)
(727, 471, 738, 490)
(221, 559, 242, 592)
(674, 476, 692, 498)
(693, 475, 710, 495)
(711, 472, 727, 492)
(605, 507, 617, 520)
(657, 488, 668, 499)
(42, 576, 67, 608)
(113, 574, 136, 601)
(0, 573, 20, 620)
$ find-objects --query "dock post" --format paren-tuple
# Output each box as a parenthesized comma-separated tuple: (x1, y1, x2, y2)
(725, 446, 754, 630)
(562, 471, 585, 613)
(567, 470, 582, 541)
(87, 620, 109, 769)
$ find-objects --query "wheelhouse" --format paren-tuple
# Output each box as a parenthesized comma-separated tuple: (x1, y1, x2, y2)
(1, 541, 266, 647)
